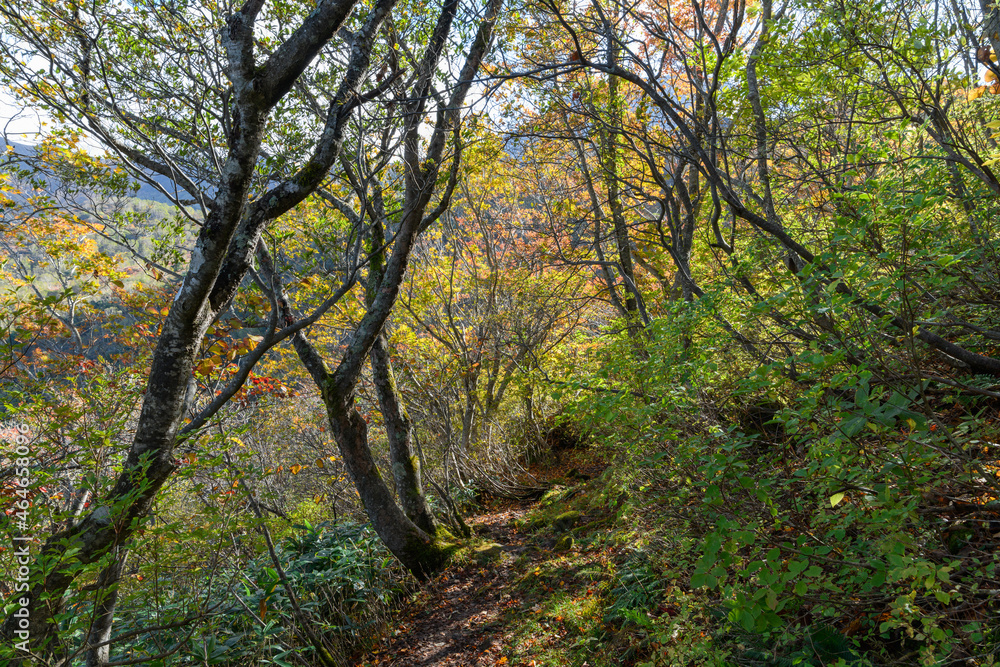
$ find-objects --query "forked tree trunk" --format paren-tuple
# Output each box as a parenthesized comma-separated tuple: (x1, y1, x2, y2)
(322, 383, 449, 578)
(258, 242, 453, 581)
(255, 0, 507, 567)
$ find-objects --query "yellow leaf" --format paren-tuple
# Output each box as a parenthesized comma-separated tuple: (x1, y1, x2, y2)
(315, 458, 325, 468)
(969, 85, 987, 101)
(830, 492, 846, 507)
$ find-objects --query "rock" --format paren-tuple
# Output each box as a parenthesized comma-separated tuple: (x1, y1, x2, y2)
(552, 510, 581, 532)
(473, 543, 503, 562)
(524, 516, 547, 532)
(554, 534, 573, 552)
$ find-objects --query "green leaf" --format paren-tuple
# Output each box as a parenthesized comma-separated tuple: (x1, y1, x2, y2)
(840, 416, 867, 437)
(787, 559, 809, 577)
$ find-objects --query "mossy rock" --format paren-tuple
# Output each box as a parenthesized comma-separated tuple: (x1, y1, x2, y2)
(434, 526, 459, 543)
(554, 534, 574, 552)
(552, 510, 582, 533)
(524, 515, 548, 532)
(473, 542, 504, 562)
(540, 485, 567, 504)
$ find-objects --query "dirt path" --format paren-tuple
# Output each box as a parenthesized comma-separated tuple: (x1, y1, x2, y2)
(360, 500, 541, 667)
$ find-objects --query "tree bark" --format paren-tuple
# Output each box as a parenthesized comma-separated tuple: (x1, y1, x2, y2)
(602, 18, 641, 336)
(84, 547, 128, 667)
(0, 0, 391, 655)
(369, 334, 437, 535)
(253, 0, 504, 581)
(366, 216, 437, 534)
(326, 385, 448, 578)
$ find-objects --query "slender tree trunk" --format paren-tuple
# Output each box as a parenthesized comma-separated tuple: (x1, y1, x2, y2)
(366, 215, 437, 535)
(369, 334, 437, 534)
(84, 547, 128, 667)
(322, 386, 449, 579)
(602, 10, 643, 342)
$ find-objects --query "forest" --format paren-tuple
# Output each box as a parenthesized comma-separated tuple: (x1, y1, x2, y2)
(2, 0, 1000, 664)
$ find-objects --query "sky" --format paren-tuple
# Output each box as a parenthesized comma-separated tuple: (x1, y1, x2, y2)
(0, 92, 47, 146)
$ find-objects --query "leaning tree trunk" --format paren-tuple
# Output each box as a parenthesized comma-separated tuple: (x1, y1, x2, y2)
(0, 0, 395, 657)
(275, 0, 503, 577)
(257, 237, 452, 580)
(324, 381, 449, 578)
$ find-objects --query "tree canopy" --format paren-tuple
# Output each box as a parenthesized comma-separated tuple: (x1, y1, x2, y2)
(3, 0, 1000, 664)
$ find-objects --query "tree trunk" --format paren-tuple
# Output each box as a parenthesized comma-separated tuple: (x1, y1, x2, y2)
(0, 0, 394, 654)
(256, 239, 454, 581)
(322, 385, 449, 579)
(369, 334, 437, 534)
(602, 10, 643, 342)
(365, 209, 437, 535)
(252, 0, 507, 566)
(84, 547, 129, 667)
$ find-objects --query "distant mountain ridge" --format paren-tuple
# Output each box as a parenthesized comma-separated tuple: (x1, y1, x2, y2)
(1, 136, 174, 204)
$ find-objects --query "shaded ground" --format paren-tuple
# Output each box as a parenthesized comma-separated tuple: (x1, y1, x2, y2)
(358, 454, 615, 667)
(361, 499, 539, 667)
